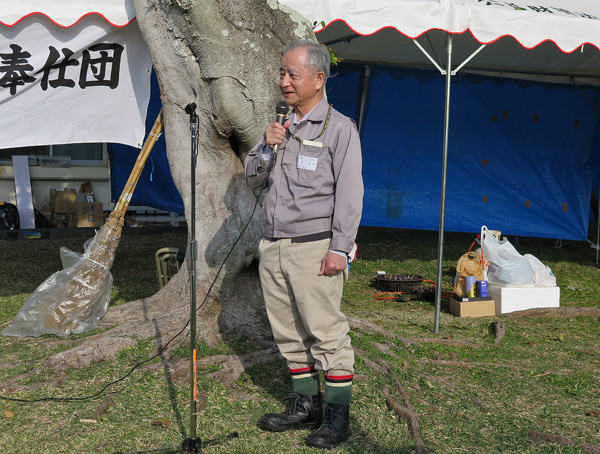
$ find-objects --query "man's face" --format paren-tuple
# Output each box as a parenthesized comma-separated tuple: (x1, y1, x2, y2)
(279, 47, 324, 113)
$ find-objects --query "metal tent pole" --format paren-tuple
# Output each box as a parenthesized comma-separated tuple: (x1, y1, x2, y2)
(357, 65, 371, 136)
(434, 34, 453, 334)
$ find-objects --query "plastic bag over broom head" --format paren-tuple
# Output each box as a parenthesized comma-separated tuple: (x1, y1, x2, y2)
(2, 110, 163, 338)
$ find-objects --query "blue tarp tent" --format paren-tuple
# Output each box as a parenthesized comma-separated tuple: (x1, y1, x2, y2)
(327, 64, 600, 240)
(108, 71, 184, 215)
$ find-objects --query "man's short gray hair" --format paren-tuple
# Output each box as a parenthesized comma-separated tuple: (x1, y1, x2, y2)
(284, 40, 330, 80)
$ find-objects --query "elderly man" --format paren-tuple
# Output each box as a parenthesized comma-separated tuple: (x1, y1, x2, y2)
(245, 39, 363, 450)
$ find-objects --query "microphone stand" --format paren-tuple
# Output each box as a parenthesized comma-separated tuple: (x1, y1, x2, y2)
(113, 104, 202, 454)
(182, 102, 202, 453)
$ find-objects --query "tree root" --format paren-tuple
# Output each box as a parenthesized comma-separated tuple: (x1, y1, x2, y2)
(354, 347, 429, 453)
(384, 389, 429, 454)
(417, 358, 526, 371)
(353, 347, 389, 375)
(507, 307, 600, 319)
(140, 346, 280, 387)
(529, 430, 600, 453)
(472, 397, 490, 413)
(348, 317, 483, 349)
(417, 374, 461, 392)
(0, 371, 67, 396)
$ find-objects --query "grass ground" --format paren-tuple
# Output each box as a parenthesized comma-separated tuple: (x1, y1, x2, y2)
(1, 226, 599, 453)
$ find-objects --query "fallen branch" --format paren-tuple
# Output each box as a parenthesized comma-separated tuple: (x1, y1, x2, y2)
(529, 430, 600, 454)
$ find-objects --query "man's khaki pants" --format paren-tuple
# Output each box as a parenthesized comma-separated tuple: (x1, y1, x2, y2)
(258, 237, 354, 376)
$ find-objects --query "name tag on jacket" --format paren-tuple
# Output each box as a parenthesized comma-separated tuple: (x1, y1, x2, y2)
(297, 155, 318, 171)
(302, 140, 323, 147)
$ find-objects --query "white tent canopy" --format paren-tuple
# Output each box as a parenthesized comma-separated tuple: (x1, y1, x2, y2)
(280, 0, 600, 84)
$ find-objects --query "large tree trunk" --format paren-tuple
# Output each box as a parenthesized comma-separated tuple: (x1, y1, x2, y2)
(45, 0, 315, 371)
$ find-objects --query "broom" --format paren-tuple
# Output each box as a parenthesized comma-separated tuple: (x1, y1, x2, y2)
(2, 110, 164, 338)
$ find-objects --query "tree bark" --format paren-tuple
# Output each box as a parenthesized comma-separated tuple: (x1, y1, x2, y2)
(43, 0, 316, 371)
(132, 0, 314, 336)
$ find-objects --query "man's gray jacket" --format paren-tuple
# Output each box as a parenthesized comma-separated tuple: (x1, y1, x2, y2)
(245, 98, 363, 254)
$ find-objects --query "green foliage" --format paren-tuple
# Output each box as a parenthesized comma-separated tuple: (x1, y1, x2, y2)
(1, 226, 599, 453)
(311, 21, 342, 66)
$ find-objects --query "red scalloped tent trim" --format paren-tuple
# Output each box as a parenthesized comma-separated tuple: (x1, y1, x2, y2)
(0, 11, 135, 28)
(315, 17, 600, 55)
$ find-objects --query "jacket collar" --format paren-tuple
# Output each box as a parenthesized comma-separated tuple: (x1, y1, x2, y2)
(291, 97, 329, 125)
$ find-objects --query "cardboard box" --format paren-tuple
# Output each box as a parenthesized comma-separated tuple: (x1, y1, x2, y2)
(76, 202, 104, 227)
(51, 212, 76, 228)
(449, 297, 496, 317)
(50, 188, 77, 213)
(79, 181, 96, 202)
(39, 202, 52, 223)
(488, 284, 560, 314)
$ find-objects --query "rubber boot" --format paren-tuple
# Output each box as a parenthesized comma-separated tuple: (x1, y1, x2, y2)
(305, 403, 350, 450)
(259, 392, 323, 432)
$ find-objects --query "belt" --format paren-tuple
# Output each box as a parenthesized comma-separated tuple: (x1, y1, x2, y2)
(265, 231, 332, 243)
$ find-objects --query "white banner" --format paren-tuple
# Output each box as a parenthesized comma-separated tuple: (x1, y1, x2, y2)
(0, 15, 152, 149)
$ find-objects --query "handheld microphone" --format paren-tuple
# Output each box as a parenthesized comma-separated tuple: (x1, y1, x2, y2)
(272, 101, 289, 153)
(185, 102, 197, 126)
(185, 102, 197, 115)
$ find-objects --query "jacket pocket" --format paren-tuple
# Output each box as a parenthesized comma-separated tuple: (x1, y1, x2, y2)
(296, 145, 330, 188)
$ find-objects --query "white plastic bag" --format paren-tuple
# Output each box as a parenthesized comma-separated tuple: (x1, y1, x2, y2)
(480, 226, 534, 284)
(524, 254, 557, 286)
